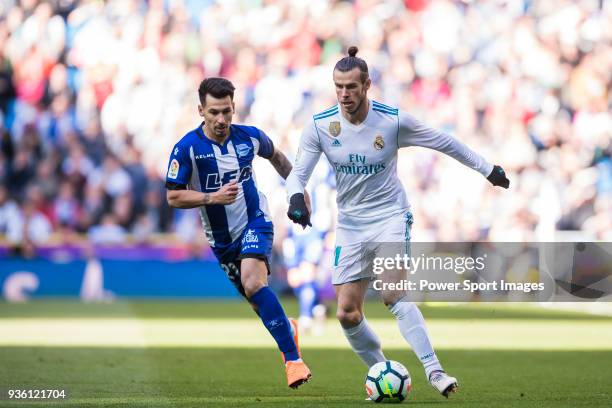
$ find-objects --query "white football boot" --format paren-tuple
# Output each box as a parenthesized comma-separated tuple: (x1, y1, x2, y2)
(429, 370, 458, 398)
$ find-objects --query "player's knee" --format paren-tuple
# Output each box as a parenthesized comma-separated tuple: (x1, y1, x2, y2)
(242, 276, 267, 298)
(336, 307, 362, 328)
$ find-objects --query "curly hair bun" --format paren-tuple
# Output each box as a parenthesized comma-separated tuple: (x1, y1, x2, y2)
(348, 46, 359, 57)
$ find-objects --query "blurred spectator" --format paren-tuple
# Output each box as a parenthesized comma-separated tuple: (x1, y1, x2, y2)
(132, 213, 155, 243)
(6, 201, 52, 245)
(77, 183, 105, 232)
(24, 184, 53, 223)
(35, 157, 59, 199)
(7, 147, 36, 199)
(123, 144, 148, 209)
(111, 192, 134, 229)
(139, 185, 166, 234)
(62, 141, 94, 190)
(80, 116, 107, 165)
(88, 213, 127, 245)
(0, 184, 19, 234)
(88, 154, 132, 199)
(52, 181, 81, 229)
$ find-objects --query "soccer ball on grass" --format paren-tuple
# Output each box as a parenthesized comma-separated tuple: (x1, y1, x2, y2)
(364, 360, 411, 403)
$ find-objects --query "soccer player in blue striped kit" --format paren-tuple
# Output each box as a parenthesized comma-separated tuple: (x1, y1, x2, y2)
(165, 77, 311, 388)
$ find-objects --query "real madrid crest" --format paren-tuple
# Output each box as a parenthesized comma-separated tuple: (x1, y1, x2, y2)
(329, 121, 341, 137)
(374, 135, 384, 150)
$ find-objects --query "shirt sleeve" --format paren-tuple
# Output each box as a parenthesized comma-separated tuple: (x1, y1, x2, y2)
(286, 119, 323, 199)
(165, 142, 192, 187)
(255, 129, 275, 159)
(398, 111, 493, 177)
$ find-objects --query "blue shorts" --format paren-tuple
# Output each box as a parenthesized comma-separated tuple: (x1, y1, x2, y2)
(211, 217, 273, 299)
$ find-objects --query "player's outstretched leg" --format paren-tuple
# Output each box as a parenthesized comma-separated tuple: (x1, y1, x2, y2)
(336, 279, 386, 367)
(242, 258, 311, 388)
(386, 297, 459, 397)
(250, 287, 312, 388)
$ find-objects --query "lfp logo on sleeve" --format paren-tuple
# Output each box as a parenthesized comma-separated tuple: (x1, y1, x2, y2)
(168, 159, 179, 179)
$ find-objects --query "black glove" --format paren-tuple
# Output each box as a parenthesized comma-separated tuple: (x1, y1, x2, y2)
(287, 193, 311, 228)
(487, 165, 510, 188)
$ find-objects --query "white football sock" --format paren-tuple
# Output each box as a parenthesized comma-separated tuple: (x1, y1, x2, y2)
(389, 300, 443, 378)
(342, 316, 386, 367)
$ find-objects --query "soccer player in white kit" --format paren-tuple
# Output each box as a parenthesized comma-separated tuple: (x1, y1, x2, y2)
(286, 47, 509, 398)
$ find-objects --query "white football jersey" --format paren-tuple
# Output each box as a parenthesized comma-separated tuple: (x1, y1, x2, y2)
(286, 100, 493, 227)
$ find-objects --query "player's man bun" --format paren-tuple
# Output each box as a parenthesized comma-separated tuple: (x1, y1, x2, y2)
(335, 46, 369, 82)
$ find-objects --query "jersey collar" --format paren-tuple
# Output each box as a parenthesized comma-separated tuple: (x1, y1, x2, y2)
(338, 99, 373, 132)
(197, 122, 233, 148)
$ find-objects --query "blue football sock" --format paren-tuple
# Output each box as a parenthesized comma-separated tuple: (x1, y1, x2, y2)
(250, 286, 300, 362)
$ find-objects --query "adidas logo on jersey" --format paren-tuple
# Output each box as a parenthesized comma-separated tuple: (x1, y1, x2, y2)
(331, 139, 342, 147)
(243, 229, 259, 244)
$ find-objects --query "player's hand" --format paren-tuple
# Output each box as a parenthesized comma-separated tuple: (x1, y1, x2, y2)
(487, 165, 510, 189)
(211, 181, 239, 205)
(287, 193, 312, 228)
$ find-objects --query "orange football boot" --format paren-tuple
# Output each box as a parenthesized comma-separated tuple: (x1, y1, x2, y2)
(286, 360, 312, 389)
(284, 318, 312, 388)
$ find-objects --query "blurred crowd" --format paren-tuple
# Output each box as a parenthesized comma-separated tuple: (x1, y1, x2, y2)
(0, 0, 610, 255)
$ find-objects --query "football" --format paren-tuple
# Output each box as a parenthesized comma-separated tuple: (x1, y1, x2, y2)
(365, 360, 412, 403)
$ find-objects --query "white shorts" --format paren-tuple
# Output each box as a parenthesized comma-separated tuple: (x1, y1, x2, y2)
(332, 211, 413, 285)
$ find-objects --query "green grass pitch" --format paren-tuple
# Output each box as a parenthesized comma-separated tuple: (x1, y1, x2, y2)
(1, 300, 611, 407)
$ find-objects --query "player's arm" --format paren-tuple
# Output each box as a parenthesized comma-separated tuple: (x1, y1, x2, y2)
(252, 127, 314, 227)
(255, 128, 292, 180)
(267, 145, 313, 209)
(166, 182, 238, 208)
(268, 147, 293, 180)
(164, 141, 238, 208)
(398, 112, 509, 188)
(286, 120, 322, 227)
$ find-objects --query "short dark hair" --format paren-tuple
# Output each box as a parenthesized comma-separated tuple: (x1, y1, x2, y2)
(334, 46, 369, 83)
(198, 77, 235, 105)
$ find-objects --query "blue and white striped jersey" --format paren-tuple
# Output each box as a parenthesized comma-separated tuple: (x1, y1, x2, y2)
(166, 123, 274, 249)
